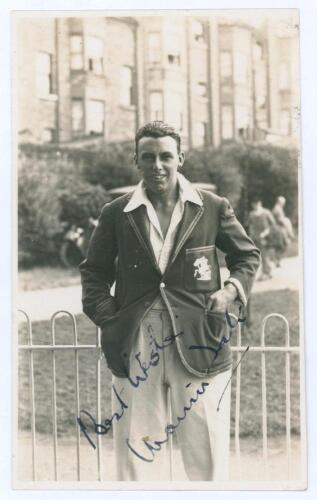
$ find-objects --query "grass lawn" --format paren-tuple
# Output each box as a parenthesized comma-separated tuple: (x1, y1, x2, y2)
(18, 266, 81, 292)
(18, 289, 300, 441)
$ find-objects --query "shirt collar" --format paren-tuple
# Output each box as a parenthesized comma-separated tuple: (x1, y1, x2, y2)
(123, 173, 203, 213)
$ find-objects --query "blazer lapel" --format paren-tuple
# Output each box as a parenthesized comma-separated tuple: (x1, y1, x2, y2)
(126, 206, 162, 274)
(167, 201, 204, 269)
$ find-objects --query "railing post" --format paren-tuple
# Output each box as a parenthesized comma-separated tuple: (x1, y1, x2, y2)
(50, 313, 58, 481)
(18, 310, 37, 481)
(261, 313, 292, 481)
(260, 316, 269, 480)
(50, 310, 80, 481)
(72, 314, 81, 481)
(234, 320, 242, 480)
(96, 326, 103, 481)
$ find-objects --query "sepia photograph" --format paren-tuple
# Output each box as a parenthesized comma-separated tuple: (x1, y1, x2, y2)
(13, 8, 306, 490)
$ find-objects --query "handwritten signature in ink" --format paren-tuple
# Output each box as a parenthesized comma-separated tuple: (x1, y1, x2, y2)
(77, 329, 184, 449)
(124, 330, 184, 388)
(77, 384, 128, 450)
(126, 380, 210, 462)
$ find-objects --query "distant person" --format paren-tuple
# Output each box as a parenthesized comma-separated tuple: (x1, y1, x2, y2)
(248, 199, 276, 280)
(270, 196, 294, 267)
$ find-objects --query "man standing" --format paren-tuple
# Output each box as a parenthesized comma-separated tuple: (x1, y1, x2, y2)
(271, 196, 294, 266)
(248, 199, 275, 280)
(79, 121, 260, 481)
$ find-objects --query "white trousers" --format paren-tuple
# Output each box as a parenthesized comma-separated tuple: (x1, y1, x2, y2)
(111, 307, 232, 481)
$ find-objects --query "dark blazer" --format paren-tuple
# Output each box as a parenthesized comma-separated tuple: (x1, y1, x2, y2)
(79, 188, 260, 378)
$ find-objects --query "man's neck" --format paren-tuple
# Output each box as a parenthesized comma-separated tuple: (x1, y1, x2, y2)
(145, 183, 179, 210)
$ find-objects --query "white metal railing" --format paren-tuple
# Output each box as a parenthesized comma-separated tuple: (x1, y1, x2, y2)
(17, 309, 300, 481)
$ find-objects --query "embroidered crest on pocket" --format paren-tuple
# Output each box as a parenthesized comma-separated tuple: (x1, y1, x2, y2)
(184, 245, 219, 292)
(193, 256, 212, 281)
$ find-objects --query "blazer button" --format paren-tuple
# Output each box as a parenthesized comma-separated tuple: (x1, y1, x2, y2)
(160, 282, 165, 289)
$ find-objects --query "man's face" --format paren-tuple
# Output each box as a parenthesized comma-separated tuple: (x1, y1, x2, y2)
(135, 136, 184, 195)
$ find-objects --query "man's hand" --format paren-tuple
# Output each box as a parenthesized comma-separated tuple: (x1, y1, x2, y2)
(207, 283, 238, 313)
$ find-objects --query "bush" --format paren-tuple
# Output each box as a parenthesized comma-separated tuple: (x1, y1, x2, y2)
(59, 183, 109, 228)
(81, 141, 141, 190)
(18, 146, 108, 267)
(18, 152, 64, 267)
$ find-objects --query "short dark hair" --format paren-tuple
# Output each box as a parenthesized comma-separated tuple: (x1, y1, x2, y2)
(135, 121, 181, 154)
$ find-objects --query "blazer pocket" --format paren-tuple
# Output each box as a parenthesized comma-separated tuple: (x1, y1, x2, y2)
(205, 310, 229, 341)
(184, 245, 219, 292)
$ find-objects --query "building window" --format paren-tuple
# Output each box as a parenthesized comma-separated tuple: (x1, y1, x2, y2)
(220, 51, 232, 79)
(148, 33, 161, 64)
(221, 105, 234, 139)
(41, 128, 54, 143)
(166, 93, 183, 131)
(166, 33, 181, 66)
(280, 109, 291, 135)
(150, 92, 163, 121)
(235, 105, 249, 129)
(36, 52, 53, 97)
(120, 66, 133, 106)
(72, 99, 84, 135)
(70, 35, 84, 70)
(194, 122, 207, 146)
(192, 20, 205, 43)
(253, 42, 263, 62)
(235, 105, 249, 140)
(279, 62, 290, 90)
(86, 36, 103, 75)
(86, 100, 104, 135)
(196, 82, 207, 97)
(234, 52, 248, 84)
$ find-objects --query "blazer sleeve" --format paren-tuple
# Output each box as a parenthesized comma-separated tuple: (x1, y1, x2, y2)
(215, 197, 261, 305)
(79, 202, 118, 327)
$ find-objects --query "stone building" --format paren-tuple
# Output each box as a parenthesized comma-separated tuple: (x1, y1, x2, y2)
(15, 14, 299, 149)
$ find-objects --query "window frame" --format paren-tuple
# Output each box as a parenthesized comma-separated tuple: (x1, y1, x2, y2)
(149, 91, 163, 121)
(221, 104, 234, 140)
(86, 99, 105, 136)
(220, 51, 233, 79)
(196, 81, 207, 98)
(192, 20, 205, 44)
(148, 32, 161, 64)
(193, 121, 207, 147)
(120, 65, 134, 107)
(70, 34, 84, 71)
(71, 98, 85, 136)
(86, 36, 104, 76)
